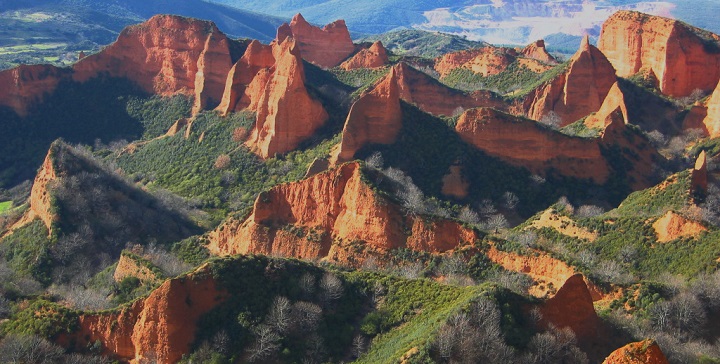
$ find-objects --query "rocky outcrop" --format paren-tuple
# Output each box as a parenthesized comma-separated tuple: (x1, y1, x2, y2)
(113, 253, 161, 284)
(245, 38, 328, 158)
(441, 164, 469, 199)
(692, 151, 708, 193)
(332, 67, 402, 164)
(9, 143, 61, 234)
(73, 15, 237, 114)
(434, 41, 555, 79)
(521, 40, 557, 64)
(434, 46, 515, 77)
(539, 274, 599, 340)
(71, 266, 225, 364)
(602, 339, 669, 364)
(217, 40, 275, 115)
(0, 64, 69, 116)
(207, 162, 480, 265)
(277, 13, 355, 68)
(652, 211, 707, 243)
(340, 41, 389, 70)
(395, 62, 505, 116)
(524, 36, 617, 126)
(584, 82, 629, 129)
(702, 81, 720, 138)
(456, 107, 610, 183)
(598, 10, 720, 98)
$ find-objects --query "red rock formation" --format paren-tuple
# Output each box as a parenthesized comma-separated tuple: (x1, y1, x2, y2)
(456, 107, 610, 183)
(217, 40, 275, 115)
(441, 164, 469, 199)
(277, 13, 354, 68)
(652, 210, 706, 243)
(332, 67, 402, 164)
(165, 118, 190, 137)
(702, 81, 720, 137)
(12, 144, 60, 234)
(524, 36, 617, 126)
(73, 15, 235, 113)
(0, 64, 68, 116)
(598, 10, 720, 97)
(340, 41, 390, 70)
(691, 150, 708, 193)
(113, 254, 160, 284)
(602, 339, 669, 364)
(207, 162, 480, 265)
(585, 82, 629, 129)
(71, 266, 225, 364)
(434, 46, 517, 77)
(245, 38, 328, 158)
(521, 40, 557, 64)
(539, 274, 599, 340)
(394, 62, 505, 116)
(683, 102, 708, 133)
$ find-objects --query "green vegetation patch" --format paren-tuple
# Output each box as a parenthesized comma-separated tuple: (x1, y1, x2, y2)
(2, 299, 79, 339)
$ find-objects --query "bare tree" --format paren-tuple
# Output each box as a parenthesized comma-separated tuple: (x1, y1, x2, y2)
(539, 111, 562, 129)
(457, 206, 481, 225)
(299, 273, 316, 299)
(365, 152, 384, 169)
(575, 205, 604, 218)
(503, 191, 519, 210)
(485, 214, 509, 233)
(214, 154, 231, 170)
(351, 335, 367, 358)
(247, 324, 281, 362)
(320, 273, 343, 302)
(291, 301, 323, 333)
(267, 296, 293, 334)
(0, 334, 65, 364)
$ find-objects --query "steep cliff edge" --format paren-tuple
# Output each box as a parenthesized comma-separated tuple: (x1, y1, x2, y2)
(523, 36, 617, 126)
(276, 13, 354, 68)
(539, 274, 600, 340)
(73, 15, 238, 114)
(71, 266, 225, 363)
(598, 10, 720, 98)
(331, 67, 402, 164)
(456, 107, 610, 183)
(395, 62, 505, 116)
(340, 41, 390, 70)
(245, 38, 328, 159)
(207, 162, 481, 264)
(0, 64, 70, 116)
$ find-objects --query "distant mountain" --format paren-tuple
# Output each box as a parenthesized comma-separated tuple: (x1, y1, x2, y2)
(0, 0, 284, 69)
(361, 29, 488, 58)
(209, 0, 720, 49)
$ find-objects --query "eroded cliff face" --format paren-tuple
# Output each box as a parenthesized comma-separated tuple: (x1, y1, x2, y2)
(245, 38, 328, 159)
(524, 36, 617, 126)
(395, 62, 505, 116)
(9, 144, 61, 234)
(602, 339, 669, 364)
(584, 82, 629, 129)
(216, 40, 276, 115)
(340, 41, 390, 70)
(598, 10, 720, 98)
(539, 274, 599, 340)
(113, 254, 161, 284)
(276, 13, 354, 68)
(652, 210, 707, 243)
(73, 15, 236, 114)
(692, 150, 708, 193)
(702, 81, 720, 138)
(0, 64, 69, 116)
(456, 107, 610, 183)
(331, 67, 402, 164)
(72, 266, 225, 364)
(207, 162, 480, 265)
(521, 40, 557, 65)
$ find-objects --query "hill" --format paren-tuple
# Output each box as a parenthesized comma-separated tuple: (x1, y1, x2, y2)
(0, 0, 283, 70)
